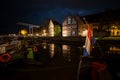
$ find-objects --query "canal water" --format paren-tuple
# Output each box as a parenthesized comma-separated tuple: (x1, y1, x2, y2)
(0, 40, 120, 80)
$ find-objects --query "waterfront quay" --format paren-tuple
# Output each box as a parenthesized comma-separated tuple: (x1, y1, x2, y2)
(25, 36, 85, 43)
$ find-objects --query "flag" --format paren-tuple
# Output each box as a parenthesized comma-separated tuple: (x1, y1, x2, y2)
(83, 23, 91, 57)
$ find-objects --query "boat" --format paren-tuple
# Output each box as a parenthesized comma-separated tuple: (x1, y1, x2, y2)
(0, 40, 24, 63)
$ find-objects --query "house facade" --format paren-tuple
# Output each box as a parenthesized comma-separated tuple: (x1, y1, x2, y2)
(40, 10, 120, 37)
(62, 14, 99, 37)
(41, 19, 61, 37)
(62, 14, 78, 37)
(49, 20, 54, 37)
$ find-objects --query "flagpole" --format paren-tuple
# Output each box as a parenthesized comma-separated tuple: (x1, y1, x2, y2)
(77, 17, 93, 80)
(83, 17, 89, 28)
(83, 17, 92, 56)
(77, 55, 83, 80)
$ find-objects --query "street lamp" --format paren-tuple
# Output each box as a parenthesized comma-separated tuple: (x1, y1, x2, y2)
(20, 29, 28, 35)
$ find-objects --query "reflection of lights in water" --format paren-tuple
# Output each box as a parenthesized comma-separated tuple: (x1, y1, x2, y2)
(63, 45, 69, 50)
(36, 33, 39, 36)
(110, 46, 120, 51)
(108, 46, 120, 54)
(27, 48, 34, 59)
(49, 44, 55, 58)
(62, 45, 69, 55)
(42, 42, 47, 49)
(62, 45, 71, 61)
(43, 46, 46, 49)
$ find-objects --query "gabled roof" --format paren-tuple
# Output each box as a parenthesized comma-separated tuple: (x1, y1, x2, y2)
(63, 13, 85, 25)
(41, 18, 61, 28)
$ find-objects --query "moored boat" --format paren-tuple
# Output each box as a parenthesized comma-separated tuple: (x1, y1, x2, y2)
(0, 40, 25, 63)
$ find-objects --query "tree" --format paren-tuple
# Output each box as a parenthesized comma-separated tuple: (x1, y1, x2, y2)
(54, 25, 61, 36)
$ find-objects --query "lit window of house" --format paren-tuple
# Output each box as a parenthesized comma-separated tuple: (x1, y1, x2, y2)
(72, 31, 76, 36)
(68, 18, 71, 24)
(63, 30, 68, 37)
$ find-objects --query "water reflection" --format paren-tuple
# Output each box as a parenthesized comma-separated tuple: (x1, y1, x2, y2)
(109, 46, 120, 54)
(62, 45, 71, 62)
(25, 41, 120, 65)
(62, 45, 70, 57)
(42, 42, 47, 49)
(92, 43, 120, 55)
(27, 48, 34, 59)
(110, 46, 120, 51)
(49, 44, 55, 58)
(30, 42, 82, 64)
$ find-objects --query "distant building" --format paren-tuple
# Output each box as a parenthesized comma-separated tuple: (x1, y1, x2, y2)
(62, 14, 99, 37)
(41, 19, 61, 37)
(40, 9, 120, 37)
(83, 9, 120, 37)
(62, 14, 78, 37)
(49, 20, 54, 37)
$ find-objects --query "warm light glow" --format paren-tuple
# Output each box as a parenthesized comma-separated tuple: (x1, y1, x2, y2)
(36, 33, 39, 36)
(43, 29, 47, 36)
(21, 29, 27, 35)
(110, 46, 120, 51)
(43, 46, 46, 49)
(49, 28, 54, 36)
(43, 29, 46, 33)
(62, 30, 68, 37)
(42, 42, 47, 49)
(62, 45, 71, 61)
(82, 30, 87, 36)
(63, 45, 68, 50)
(49, 20, 54, 37)
(49, 44, 55, 58)
(110, 27, 120, 36)
(62, 45, 70, 56)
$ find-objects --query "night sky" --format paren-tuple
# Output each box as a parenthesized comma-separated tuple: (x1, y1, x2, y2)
(0, 0, 120, 33)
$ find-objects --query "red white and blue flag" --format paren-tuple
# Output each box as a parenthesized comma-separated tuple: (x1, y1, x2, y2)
(83, 23, 92, 57)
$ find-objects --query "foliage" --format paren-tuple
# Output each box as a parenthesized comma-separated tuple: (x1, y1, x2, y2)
(54, 25, 61, 36)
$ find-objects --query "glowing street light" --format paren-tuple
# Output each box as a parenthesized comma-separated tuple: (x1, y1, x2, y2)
(20, 29, 28, 35)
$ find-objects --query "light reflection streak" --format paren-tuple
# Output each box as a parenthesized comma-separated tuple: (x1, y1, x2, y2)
(62, 45, 71, 62)
(49, 44, 55, 58)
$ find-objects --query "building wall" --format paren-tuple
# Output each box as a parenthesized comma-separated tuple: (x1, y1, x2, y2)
(62, 14, 100, 37)
(62, 15, 78, 37)
(49, 20, 54, 37)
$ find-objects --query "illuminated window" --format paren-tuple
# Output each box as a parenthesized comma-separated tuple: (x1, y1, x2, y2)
(68, 18, 71, 24)
(63, 30, 68, 37)
(72, 31, 76, 35)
